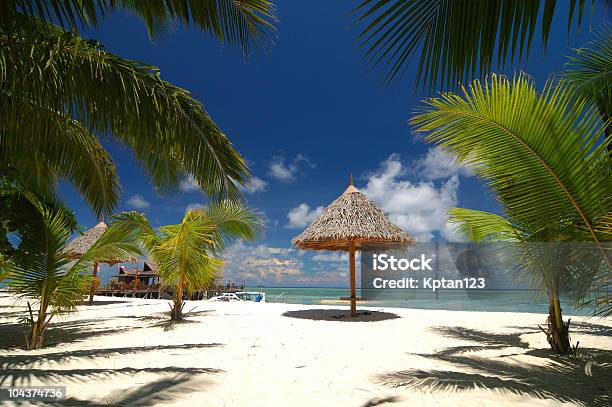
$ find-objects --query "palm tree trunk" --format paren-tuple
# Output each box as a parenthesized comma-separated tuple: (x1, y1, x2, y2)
(88, 263, 99, 305)
(171, 274, 184, 321)
(25, 301, 49, 350)
(543, 290, 571, 355)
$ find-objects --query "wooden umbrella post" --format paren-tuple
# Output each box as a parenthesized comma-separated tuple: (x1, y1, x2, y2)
(291, 177, 416, 318)
(88, 263, 99, 305)
(349, 239, 356, 317)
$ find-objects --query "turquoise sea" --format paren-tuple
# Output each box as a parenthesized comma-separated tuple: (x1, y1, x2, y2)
(250, 287, 596, 316)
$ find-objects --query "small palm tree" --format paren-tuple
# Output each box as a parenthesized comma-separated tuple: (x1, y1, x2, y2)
(8, 195, 143, 350)
(116, 202, 260, 321)
(411, 74, 611, 354)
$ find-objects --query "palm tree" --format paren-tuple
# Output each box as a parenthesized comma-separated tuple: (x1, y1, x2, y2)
(0, 1, 277, 217)
(352, 0, 608, 91)
(115, 202, 259, 321)
(411, 74, 611, 354)
(8, 194, 143, 350)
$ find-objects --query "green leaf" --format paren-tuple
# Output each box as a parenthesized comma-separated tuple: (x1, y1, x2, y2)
(412, 73, 611, 246)
(353, 0, 601, 91)
(0, 1, 277, 56)
(1, 23, 251, 214)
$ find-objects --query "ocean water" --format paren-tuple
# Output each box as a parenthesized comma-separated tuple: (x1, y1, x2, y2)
(250, 287, 595, 316)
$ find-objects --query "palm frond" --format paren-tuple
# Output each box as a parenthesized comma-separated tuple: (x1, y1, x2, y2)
(111, 211, 161, 253)
(0, 24, 249, 208)
(193, 201, 261, 253)
(561, 26, 612, 135)
(449, 208, 519, 243)
(411, 74, 611, 250)
(9, 195, 75, 305)
(0, 92, 120, 217)
(72, 218, 143, 268)
(0, 0, 277, 55)
(353, 0, 600, 91)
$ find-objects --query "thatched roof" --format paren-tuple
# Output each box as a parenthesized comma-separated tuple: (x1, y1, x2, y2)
(65, 221, 108, 257)
(292, 184, 416, 251)
(65, 221, 133, 264)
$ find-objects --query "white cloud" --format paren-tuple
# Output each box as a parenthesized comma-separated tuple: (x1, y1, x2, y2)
(127, 194, 150, 209)
(268, 154, 315, 183)
(220, 242, 358, 286)
(361, 154, 464, 242)
(179, 175, 200, 192)
(312, 252, 348, 262)
(285, 203, 324, 229)
(244, 176, 268, 193)
(269, 160, 293, 182)
(415, 147, 472, 180)
(222, 242, 302, 283)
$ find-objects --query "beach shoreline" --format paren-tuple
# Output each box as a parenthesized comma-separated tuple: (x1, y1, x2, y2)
(1, 294, 611, 406)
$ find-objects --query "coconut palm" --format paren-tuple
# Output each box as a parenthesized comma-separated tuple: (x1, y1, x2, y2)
(352, 0, 607, 90)
(115, 202, 259, 321)
(8, 194, 143, 350)
(411, 74, 611, 354)
(0, 1, 277, 217)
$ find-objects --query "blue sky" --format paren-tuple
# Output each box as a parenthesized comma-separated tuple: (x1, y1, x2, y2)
(61, 1, 610, 287)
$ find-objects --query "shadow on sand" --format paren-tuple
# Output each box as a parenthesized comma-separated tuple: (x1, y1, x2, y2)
(7, 373, 217, 406)
(0, 343, 223, 370)
(507, 320, 612, 338)
(361, 396, 401, 406)
(0, 318, 147, 350)
(80, 300, 136, 306)
(282, 309, 400, 322)
(376, 326, 612, 406)
(0, 307, 215, 350)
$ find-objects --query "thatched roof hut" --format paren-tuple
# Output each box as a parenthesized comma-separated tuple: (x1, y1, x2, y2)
(292, 185, 415, 251)
(292, 177, 415, 316)
(65, 220, 133, 304)
(65, 221, 108, 258)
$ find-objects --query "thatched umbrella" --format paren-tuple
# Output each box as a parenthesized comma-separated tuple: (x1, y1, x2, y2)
(292, 176, 415, 316)
(65, 221, 131, 304)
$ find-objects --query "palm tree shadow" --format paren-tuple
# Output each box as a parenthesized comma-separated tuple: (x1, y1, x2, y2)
(0, 318, 145, 350)
(1, 343, 223, 369)
(1, 366, 222, 387)
(377, 326, 612, 406)
(1, 308, 215, 350)
(116, 309, 213, 330)
(508, 321, 612, 338)
(10, 373, 215, 406)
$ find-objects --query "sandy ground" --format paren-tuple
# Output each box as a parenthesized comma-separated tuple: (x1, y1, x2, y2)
(1, 292, 611, 407)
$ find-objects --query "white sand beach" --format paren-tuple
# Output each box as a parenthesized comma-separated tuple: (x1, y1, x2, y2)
(1, 293, 611, 406)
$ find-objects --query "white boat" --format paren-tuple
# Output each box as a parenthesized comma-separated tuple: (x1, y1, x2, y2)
(209, 291, 266, 302)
